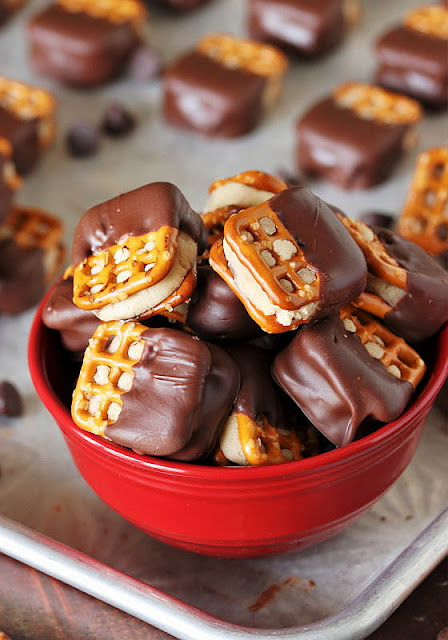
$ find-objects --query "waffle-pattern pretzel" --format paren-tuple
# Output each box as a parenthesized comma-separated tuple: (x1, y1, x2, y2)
(404, 5, 448, 40)
(333, 82, 422, 125)
(225, 206, 321, 312)
(197, 34, 288, 78)
(237, 414, 303, 465)
(0, 77, 56, 148)
(202, 205, 240, 249)
(72, 320, 147, 436)
(339, 305, 426, 388)
(73, 227, 178, 311)
(338, 216, 408, 288)
(57, 0, 146, 24)
(0, 137, 21, 191)
(1, 205, 63, 251)
(398, 146, 448, 256)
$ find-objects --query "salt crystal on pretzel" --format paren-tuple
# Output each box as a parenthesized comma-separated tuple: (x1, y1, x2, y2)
(72, 321, 239, 461)
(399, 146, 448, 258)
(202, 170, 288, 249)
(72, 182, 207, 321)
(273, 305, 426, 446)
(209, 186, 367, 334)
(340, 217, 448, 343)
(218, 346, 306, 466)
(0, 77, 56, 174)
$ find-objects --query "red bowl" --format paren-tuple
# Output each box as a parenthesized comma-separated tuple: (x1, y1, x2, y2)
(28, 292, 448, 557)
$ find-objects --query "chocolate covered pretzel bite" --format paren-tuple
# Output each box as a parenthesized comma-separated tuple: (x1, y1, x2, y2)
(340, 216, 448, 343)
(72, 182, 207, 322)
(297, 82, 422, 189)
(273, 305, 426, 446)
(209, 186, 367, 333)
(0, 77, 56, 175)
(0, 137, 21, 225)
(72, 321, 240, 461)
(398, 146, 448, 259)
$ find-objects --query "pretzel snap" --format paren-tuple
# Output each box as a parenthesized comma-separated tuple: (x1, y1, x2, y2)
(72, 320, 147, 436)
(339, 305, 426, 389)
(399, 146, 448, 257)
(210, 202, 321, 333)
(57, 0, 147, 24)
(333, 82, 422, 126)
(73, 227, 178, 311)
(0, 77, 56, 148)
(404, 5, 448, 40)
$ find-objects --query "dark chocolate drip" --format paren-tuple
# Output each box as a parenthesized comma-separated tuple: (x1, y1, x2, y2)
(42, 278, 100, 352)
(273, 313, 413, 446)
(0, 238, 45, 314)
(374, 227, 448, 343)
(268, 186, 367, 316)
(105, 327, 239, 461)
(163, 50, 266, 138)
(72, 182, 207, 265)
(186, 265, 262, 342)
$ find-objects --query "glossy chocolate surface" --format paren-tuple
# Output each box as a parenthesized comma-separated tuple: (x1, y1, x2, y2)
(248, 0, 345, 57)
(42, 278, 100, 352)
(0, 106, 39, 175)
(163, 50, 266, 138)
(296, 97, 408, 189)
(268, 186, 367, 316)
(375, 25, 448, 107)
(28, 4, 139, 87)
(273, 313, 414, 446)
(0, 238, 45, 314)
(374, 227, 448, 343)
(72, 181, 207, 265)
(105, 327, 240, 461)
(186, 265, 262, 342)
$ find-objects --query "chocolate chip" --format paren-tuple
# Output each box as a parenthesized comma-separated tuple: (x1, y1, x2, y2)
(358, 211, 395, 230)
(66, 123, 100, 157)
(102, 103, 135, 137)
(127, 44, 162, 82)
(0, 381, 23, 417)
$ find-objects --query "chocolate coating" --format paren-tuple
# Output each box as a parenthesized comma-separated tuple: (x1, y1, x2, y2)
(373, 227, 448, 343)
(163, 50, 266, 138)
(154, 0, 212, 8)
(248, 0, 346, 57)
(268, 186, 368, 318)
(105, 327, 240, 461)
(296, 97, 409, 189)
(358, 210, 395, 230)
(0, 106, 39, 176)
(375, 26, 448, 108)
(72, 181, 207, 266)
(0, 153, 14, 225)
(0, 238, 45, 314)
(42, 278, 100, 352)
(0, 381, 23, 417)
(28, 4, 140, 87)
(273, 313, 414, 446)
(186, 265, 262, 343)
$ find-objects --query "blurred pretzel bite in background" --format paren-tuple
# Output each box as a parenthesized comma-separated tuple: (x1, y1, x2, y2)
(0, 77, 56, 175)
(340, 216, 448, 343)
(72, 182, 207, 322)
(297, 82, 422, 189)
(216, 345, 317, 466)
(375, 5, 448, 108)
(202, 170, 288, 250)
(28, 0, 147, 87)
(398, 146, 448, 264)
(209, 186, 367, 333)
(163, 33, 288, 137)
(72, 321, 240, 462)
(273, 305, 426, 447)
(0, 206, 65, 314)
(0, 137, 21, 225)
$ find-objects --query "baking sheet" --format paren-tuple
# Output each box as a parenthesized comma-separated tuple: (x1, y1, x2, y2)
(0, 0, 447, 635)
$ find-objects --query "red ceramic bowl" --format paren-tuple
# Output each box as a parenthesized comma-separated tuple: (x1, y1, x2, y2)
(28, 292, 448, 557)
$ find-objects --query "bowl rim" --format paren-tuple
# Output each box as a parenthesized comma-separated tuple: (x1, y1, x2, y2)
(28, 287, 448, 481)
